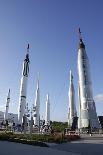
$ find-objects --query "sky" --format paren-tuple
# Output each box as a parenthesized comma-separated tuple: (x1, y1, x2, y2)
(0, 0, 103, 121)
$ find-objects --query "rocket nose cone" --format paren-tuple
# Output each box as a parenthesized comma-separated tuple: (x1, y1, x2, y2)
(78, 28, 85, 49)
(7, 89, 10, 99)
(47, 94, 49, 99)
(25, 43, 30, 61)
(79, 40, 85, 49)
(46, 93, 50, 102)
(27, 44, 29, 49)
(70, 70, 72, 75)
(70, 70, 73, 82)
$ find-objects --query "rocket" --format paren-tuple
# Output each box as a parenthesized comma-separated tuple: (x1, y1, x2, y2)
(78, 83, 82, 129)
(18, 44, 30, 125)
(45, 93, 50, 126)
(33, 79, 40, 127)
(68, 70, 77, 127)
(77, 28, 100, 129)
(4, 89, 10, 121)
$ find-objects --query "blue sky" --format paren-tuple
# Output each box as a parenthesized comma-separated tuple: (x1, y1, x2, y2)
(0, 0, 103, 121)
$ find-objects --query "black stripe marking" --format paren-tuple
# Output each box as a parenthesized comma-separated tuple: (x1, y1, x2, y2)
(21, 96, 26, 98)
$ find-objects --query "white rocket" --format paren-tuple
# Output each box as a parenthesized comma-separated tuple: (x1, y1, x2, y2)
(45, 93, 50, 126)
(68, 71, 77, 127)
(33, 79, 40, 126)
(77, 28, 100, 129)
(18, 44, 30, 125)
(4, 89, 10, 121)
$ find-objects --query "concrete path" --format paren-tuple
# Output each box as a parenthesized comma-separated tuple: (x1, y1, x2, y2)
(52, 135, 103, 155)
(1, 135, 103, 155)
(0, 141, 79, 155)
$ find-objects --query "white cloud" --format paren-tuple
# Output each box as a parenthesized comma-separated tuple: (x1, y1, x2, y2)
(94, 93, 103, 102)
(0, 104, 5, 112)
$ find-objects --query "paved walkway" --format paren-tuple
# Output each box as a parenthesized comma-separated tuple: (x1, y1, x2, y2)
(52, 135, 103, 155)
(0, 141, 79, 155)
(1, 135, 103, 155)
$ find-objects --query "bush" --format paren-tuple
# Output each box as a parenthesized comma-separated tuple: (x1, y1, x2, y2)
(52, 121, 68, 132)
(0, 133, 48, 147)
(0, 132, 68, 144)
(53, 134, 63, 143)
(65, 134, 80, 141)
(30, 134, 65, 143)
(0, 132, 80, 147)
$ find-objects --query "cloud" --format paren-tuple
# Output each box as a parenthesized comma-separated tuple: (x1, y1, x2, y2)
(0, 104, 5, 112)
(94, 93, 103, 102)
(0, 104, 5, 108)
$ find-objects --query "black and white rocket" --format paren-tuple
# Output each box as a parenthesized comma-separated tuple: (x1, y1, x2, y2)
(45, 93, 50, 126)
(18, 44, 30, 125)
(4, 89, 10, 121)
(77, 28, 100, 129)
(68, 70, 77, 127)
(33, 79, 40, 126)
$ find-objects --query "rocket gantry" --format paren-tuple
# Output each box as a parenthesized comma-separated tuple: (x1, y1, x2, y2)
(18, 44, 30, 125)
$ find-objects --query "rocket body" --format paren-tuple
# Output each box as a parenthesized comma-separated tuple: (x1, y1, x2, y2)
(4, 89, 10, 121)
(78, 84, 82, 129)
(33, 81, 40, 126)
(68, 71, 76, 127)
(78, 39, 100, 129)
(18, 45, 30, 125)
(45, 94, 50, 126)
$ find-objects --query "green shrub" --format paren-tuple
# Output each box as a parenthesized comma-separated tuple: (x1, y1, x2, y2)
(0, 132, 67, 144)
(0, 133, 48, 147)
(65, 134, 80, 141)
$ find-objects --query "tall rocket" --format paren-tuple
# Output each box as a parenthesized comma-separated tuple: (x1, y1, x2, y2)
(18, 44, 30, 125)
(45, 94, 50, 126)
(68, 71, 77, 127)
(4, 89, 10, 121)
(33, 79, 40, 126)
(77, 28, 100, 129)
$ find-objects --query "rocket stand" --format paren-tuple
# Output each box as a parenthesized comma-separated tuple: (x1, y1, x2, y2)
(5, 120, 9, 131)
(41, 123, 51, 135)
(23, 115, 27, 135)
(30, 116, 33, 135)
